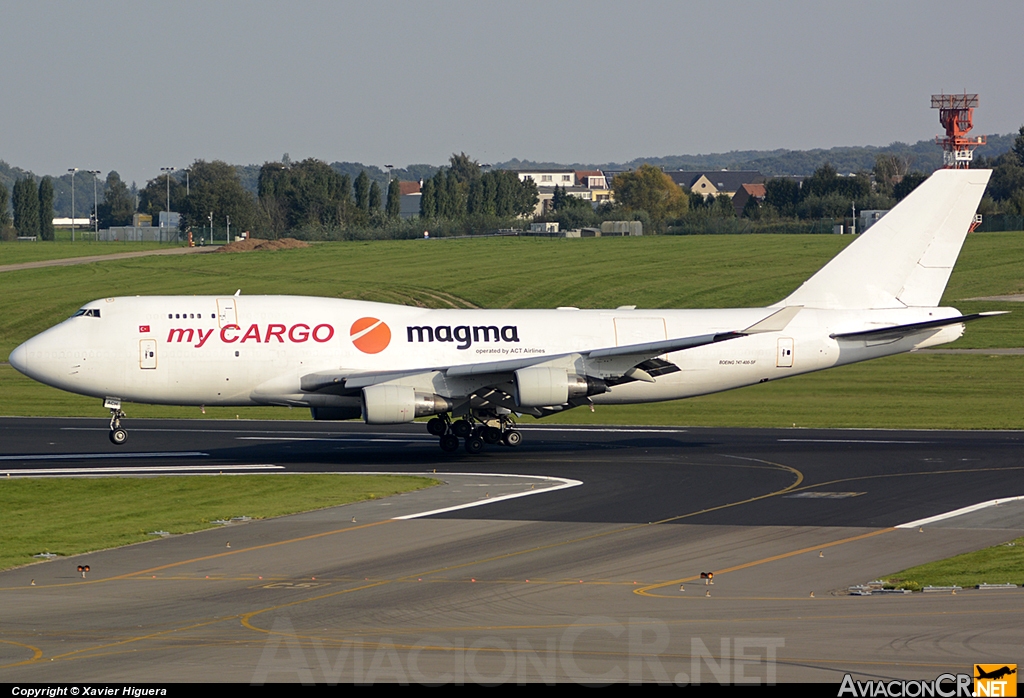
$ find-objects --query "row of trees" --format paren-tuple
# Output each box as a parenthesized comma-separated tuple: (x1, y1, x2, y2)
(1, 177, 55, 240)
(419, 159, 538, 220)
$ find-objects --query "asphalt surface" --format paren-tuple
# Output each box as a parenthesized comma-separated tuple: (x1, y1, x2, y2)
(1, 417, 1022, 684)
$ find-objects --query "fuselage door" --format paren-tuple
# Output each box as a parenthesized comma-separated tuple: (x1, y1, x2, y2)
(140, 339, 157, 369)
(217, 298, 238, 329)
(777, 337, 794, 368)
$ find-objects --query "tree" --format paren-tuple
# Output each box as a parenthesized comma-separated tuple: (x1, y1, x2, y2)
(611, 164, 688, 227)
(893, 172, 928, 201)
(138, 173, 185, 219)
(98, 171, 135, 228)
(873, 153, 912, 197)
(1013, 125, 1024, 166)
(354, 171, 370, 211)
(181, 160, 258, 236)
(763, 178, 800, 217)
(0, 181, 11, 229)
(386, 179, 401, 218)
(13, 178, 40, 237)
(448, 152, 480, 183)
(257, 159, 355, 233)
(368, 181, 382, 211)
(419, 177, 435, 218)
(38, 177, 54, 240)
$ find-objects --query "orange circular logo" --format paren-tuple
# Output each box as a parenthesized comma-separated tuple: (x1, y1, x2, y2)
(350, 317, 391, 354)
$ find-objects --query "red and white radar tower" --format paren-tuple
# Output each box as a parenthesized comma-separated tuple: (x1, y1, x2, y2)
(932, 93, 986, 169)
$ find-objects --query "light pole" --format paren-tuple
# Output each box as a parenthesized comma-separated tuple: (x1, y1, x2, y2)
(226, 215, 231, 243)
(185, 168, 190, 197)
(89, 170, 101, 236)
(160, 167, 174, 234)
(208, 212, 213, 245)
(68, 168, 78, 242)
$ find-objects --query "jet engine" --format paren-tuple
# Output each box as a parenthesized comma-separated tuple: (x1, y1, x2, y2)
(514, 367, 607, 408)
(362, 384, 453, 424)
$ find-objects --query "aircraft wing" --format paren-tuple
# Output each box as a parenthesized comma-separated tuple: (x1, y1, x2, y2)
(830, 312, 1007, 342)
(301, 306, 802, 395)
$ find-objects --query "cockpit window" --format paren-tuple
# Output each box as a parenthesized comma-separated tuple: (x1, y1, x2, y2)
(72, 308, 101, 318)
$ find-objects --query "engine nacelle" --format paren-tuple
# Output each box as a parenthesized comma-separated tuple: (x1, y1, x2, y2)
(514, 367, 607, 408)
(362, 384, 452, 424)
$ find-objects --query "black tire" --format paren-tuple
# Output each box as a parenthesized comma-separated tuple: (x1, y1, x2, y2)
(482, 426, 502, 444)
(427, 417, 447, 436)
(452, 419, 473, 438)
(439, 434, 460, 453)
(464, 436, 484, 455)
(502, 430, 522, 447)
(109, 428, 128, 445)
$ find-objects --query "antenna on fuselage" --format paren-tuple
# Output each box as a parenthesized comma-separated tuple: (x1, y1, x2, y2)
(234, 289, 241, 296)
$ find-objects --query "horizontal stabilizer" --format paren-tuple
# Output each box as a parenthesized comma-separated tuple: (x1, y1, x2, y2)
(830, 312, 1007, 341)
(742, 305, 802, 334)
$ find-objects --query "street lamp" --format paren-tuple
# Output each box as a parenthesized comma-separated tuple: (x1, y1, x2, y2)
(160, 167, 175, 232)
(68, 168, 79, 242)
(88, 170, 101, 236)
(208, 212, 213, 245)
(226, 215, 231, 243)
(185, 168, 190, 197)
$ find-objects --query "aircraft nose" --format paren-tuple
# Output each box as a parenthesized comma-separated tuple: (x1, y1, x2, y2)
(9, 341, 29, 375)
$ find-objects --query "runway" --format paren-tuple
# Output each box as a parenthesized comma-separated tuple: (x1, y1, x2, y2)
(1, 417, 1022, 684)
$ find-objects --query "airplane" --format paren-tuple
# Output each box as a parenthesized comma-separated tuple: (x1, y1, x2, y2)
(9, 169, 1000, 453)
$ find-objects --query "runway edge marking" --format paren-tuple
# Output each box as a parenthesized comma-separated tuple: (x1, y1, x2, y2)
(393, 473, 582, 520)
(897, 495, 1024, 528)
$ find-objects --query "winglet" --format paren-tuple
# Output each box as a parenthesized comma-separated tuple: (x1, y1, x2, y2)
(741, 306, 802, 335)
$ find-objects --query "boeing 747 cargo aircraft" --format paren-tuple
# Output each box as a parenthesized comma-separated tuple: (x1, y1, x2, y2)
(9, 169, 998, 452)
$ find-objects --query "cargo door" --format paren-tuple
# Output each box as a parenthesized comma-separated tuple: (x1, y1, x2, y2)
(613, 317, 667, 347)
(140, 339, 157, 369)
(777, 338, 794, 368)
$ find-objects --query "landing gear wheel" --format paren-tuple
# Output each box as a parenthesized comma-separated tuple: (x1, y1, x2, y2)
(452, 419, 473, 438)
(427, 417, 447, 436)
(502, 430, 522, 447)
(109, 428, 128, 445)
(482, 426, 502, 444)
(439, 434, 460, 453)
(464, 435, 485, 455)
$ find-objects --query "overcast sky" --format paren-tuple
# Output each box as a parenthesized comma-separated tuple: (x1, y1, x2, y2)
(2, 0, 1022, 185)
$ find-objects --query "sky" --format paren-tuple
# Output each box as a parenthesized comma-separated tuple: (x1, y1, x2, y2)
(2, 0, 1023, 185)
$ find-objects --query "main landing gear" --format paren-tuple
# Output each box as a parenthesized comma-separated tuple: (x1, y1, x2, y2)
(105, 398, 127, 445)
(426, 413, 522, 454)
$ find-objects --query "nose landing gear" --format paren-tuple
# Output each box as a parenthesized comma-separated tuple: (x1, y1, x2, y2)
(105, 398, 127, 445)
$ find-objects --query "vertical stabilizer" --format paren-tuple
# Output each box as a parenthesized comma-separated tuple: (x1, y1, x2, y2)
(780, 169, 990, 309)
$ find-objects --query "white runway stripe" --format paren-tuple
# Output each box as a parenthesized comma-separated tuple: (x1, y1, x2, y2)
(394, 473, 583, 519)
(0, 464, 282, 475)
(897, 496, 1024, 528)
(0, 451, 208, 461)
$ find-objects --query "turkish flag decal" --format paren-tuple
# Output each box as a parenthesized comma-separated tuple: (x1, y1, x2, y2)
(139, 325, 151, 333)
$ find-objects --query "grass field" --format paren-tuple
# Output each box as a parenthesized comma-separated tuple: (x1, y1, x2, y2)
(0, 240, 181, 266)
(882, 536, 1024, 590)
(0, 474, 436, 571)
(1, 232, 1023, 427)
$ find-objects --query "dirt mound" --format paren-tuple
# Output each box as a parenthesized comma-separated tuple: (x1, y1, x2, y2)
(215, 237, 309, 253)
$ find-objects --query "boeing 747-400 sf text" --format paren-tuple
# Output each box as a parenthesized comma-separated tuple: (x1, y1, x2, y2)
(10, 169, 1001, 453)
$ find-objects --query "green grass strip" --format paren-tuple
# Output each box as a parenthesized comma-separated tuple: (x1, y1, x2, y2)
(882, 536, 1024, 590)
(0, 240, 181, 266)
(0, 474, 437, 571)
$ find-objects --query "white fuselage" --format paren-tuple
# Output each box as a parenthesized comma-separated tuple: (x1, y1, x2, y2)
(9, 294, 964, 411)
